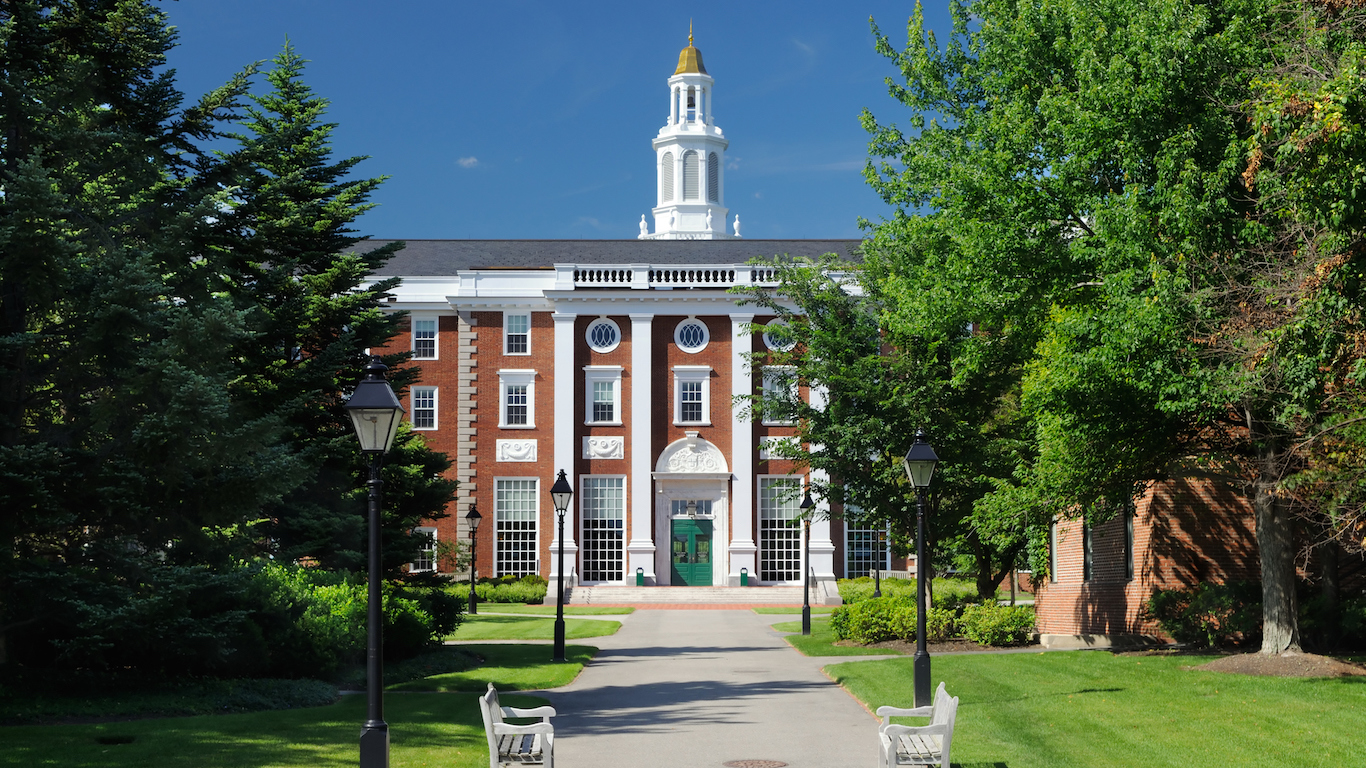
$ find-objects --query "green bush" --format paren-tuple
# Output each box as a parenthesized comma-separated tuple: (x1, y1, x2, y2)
(837, 576, 917, 604)
(958, 603, 1036, 646)
(831, 596, 917, 643)
(1145, 581, 1261, 648)
(475, 574, 548, 604)
(927, 606, 957, 641)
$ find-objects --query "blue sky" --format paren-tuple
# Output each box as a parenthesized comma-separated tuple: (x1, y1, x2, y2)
(160, 1, 951, 240)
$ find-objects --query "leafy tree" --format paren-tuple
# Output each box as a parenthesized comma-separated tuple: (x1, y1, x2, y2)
(734, 254, 1028, 599)
(858, 0, 1333, 653)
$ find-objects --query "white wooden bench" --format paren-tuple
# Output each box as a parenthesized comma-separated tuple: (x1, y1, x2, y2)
(875, 681, 958, 768)
(479, 682, 556, 768)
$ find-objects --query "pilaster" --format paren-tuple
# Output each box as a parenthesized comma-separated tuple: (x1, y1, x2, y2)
(728, 313, 757, 585)
(627, 314, 657, 584)
(550, 312, 579, 590)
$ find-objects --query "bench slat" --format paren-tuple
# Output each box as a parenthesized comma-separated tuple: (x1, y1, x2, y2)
(496, 733, 544, 762)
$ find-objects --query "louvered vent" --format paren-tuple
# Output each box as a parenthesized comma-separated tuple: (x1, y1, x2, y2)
(661, 152, 674, 202)
(683, 151, 699, 200)
(708, 153, 719, 202)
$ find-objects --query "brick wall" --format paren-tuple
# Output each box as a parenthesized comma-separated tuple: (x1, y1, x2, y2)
(1034, 477, 1258, 638)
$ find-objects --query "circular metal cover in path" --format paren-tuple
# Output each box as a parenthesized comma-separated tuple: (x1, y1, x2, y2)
(723, 762, 788, 768)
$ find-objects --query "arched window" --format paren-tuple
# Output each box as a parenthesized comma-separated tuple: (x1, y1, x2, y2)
(708, 153, 719, 202)
(683, 151, 699, 200)
(661, 152, 674, 202)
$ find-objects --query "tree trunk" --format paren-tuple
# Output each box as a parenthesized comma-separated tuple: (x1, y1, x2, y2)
(1249, 409, 1301, 654)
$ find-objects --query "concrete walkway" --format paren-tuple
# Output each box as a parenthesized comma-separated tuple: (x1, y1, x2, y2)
(538, 610, 886, 768)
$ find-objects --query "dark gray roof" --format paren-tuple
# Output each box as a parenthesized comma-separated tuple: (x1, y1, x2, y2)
(363, 239, 862, 276)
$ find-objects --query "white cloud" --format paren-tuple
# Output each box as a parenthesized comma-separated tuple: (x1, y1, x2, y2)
(727, 156, 741, 171)
(792, 38, 816, 57)
(754, 192, 762, 199)
(456, 156, 479, 168)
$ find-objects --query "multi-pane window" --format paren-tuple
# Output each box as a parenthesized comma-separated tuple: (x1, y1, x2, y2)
(580, 477, 625, 583)
(1049, 519, 1059, 583)
(505, 313, 530, 355)
(495, 479, 538, 577)
(499, 370, 535, 428)
(670, 499, 713, 516)
(680, 381, 703, 422)
(593, 381, 615, 422)
(411, 527, 437, 572)
(412, 387, 436, 429)
(759, 478, 802, 582)
(506, 385, 528, 425)
(761, 366, 798, 425)
(413, 319, 437, 359)
(1083, 521, 1094, 581)
(844, 509, 887, 579)
(1125, 509, 1135, 582)
(583, 366, 622, 425)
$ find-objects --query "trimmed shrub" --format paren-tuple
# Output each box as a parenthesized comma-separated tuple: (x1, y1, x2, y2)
(475, 574, 548, 604)
(958, 603, 1035, 646)
(926, 606, 957, 642)
(1145, 581, 1261, 648)
(832, 596, 917, 643)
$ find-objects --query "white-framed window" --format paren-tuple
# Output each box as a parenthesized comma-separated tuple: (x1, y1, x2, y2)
(1049, 518, 1059, 583)
(585, 317, 621, 354)
(1125, 508, 1135, 582)
(763, 321, 796, 352)
(672, 365, 712, 426)
(498, 370, 536, 428)
(674, 317, 710, 353)
(844, 507, 888, 579)
(580, 476, 625, 583)
(495, 478, 538, 577)
(411, 386, 437, 430)
(504, 312, 530, 355)
(583, 366, 623, 425)
(412, 317, 438, 359)
(759, 477, 803, 582)
(411, 526, 437, 572)
(761, 366, 798, 426)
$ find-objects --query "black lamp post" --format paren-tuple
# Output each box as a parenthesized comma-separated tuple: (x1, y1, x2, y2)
(873, 528, 886, 598)
(550, 469, 574, 662)
(800, 486, 815, 636)
(902, 429, 939, 708)
(343, 356, 405, 768)
(466, 504, 482, 616)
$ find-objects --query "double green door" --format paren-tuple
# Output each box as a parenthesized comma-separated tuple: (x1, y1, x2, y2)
(670, 518, 713, 586)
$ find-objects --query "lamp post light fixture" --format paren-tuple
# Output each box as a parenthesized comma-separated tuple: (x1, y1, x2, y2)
(343, 356, 405, 768)
(799, 486, 815, 636)
(550, 469, 574, 663)
(465, 504, 482, 616)
(902, 429, 940, 708)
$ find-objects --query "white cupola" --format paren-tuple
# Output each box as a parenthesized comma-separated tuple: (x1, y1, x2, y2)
(639, 27, 738, 239)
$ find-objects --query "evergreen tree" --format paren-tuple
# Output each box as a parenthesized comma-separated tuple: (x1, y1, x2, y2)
(219, 43, 456, 574)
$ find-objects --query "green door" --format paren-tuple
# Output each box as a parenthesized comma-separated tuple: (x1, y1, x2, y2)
(670, 518, 713, 586)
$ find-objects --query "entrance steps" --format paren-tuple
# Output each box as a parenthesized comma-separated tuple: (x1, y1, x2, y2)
(567, 585, 807, 605)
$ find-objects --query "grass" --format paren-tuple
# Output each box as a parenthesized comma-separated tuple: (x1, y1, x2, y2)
(389, 644, 597, 692)
(1, 643, 597, 768)
(446, 614, 620, 641)
(771, 618, 904, 657)
(751, 606, 838, 614)
(0, 677, 340, 725)
(471, 604, 634, 615)
(0, 688, 539, 768)
(829, 650, 1366, 768)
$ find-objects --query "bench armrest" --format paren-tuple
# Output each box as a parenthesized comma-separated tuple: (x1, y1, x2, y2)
(492, 722, 555, 736)
(876, 705, 932, 718)
(882, 723, 948, 738)
(503, 705, 557, 719)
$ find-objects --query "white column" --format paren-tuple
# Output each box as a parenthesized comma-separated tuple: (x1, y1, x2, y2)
(551, 312, 579, 588)
(729, 313, 757, 585)
(808, 383, 839, 603)
(670, 85, 678, 125)
(627, 314, 656, 584)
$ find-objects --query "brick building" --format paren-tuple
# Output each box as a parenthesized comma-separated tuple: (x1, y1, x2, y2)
(364, 37, 892, 599)
(1034, 478, 1260, 641)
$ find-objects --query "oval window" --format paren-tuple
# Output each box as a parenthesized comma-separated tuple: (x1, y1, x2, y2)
(763, 322, 796, 352)
(586, 318, 621, 353)
(674, 318, 709, 353)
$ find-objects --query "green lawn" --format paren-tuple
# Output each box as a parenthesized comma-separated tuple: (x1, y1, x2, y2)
(471, 604, 634, 615)
(751, 606, 838, 614)
(446, 614, 621, 641)
(390, 644, 597, 692)
(829, 650, 1366, 768)
(771, 618, 904, 656)
(0, 642, 598, 768)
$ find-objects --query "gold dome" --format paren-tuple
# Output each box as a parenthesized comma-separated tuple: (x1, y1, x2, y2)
(674, 25, 707, 75)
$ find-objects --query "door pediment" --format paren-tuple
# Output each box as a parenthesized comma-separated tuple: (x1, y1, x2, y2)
(654, 430, 729, 477)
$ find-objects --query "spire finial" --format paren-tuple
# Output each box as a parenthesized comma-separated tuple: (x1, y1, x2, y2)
(689, 20, 694, 46)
